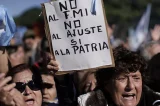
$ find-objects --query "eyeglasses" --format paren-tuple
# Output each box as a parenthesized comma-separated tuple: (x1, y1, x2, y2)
(15, 80, 40, 93)
(42, 82, 53, 89)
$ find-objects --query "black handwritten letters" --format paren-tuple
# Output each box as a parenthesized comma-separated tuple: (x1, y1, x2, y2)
(71, 39, 109, 54)
(47, 0, 109, 56)
(49, 14, 59, 22)
(59, 0, 88, 19)
(66, 25, 102, 37)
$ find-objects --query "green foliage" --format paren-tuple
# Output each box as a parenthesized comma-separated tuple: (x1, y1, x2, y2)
(103, 0, 149, 26)
(103, 0, 160, 28)
(14, 1, 160, 29)
(102, 0, 160, 38)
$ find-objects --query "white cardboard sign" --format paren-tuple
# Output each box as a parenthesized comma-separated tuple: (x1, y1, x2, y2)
(43, 0, 114, 71)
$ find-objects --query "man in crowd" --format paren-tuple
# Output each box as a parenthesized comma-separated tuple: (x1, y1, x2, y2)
(41, 70, 59, 106)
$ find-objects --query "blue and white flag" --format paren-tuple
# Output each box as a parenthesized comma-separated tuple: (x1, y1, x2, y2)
(14, 26, 27, 45)
(91, 0, 97, 15)
(0, 5, 16, 46)
(129, 3, 151, 51)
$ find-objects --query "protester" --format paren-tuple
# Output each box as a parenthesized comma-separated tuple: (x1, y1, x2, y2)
(6, 64, 43, 106)
(147, 53, 160, 92)
(1, 2, 160, 106)
(0, 48, 59, 106)
(141, 41, 160, 61)
(31, 20, 46, 64)
(6, 45, 25, 67)
(78, 70, 97, 95)
(41, 70, 59, 106)
(23, 29, 35, 51)
(23, 29, 36, 66)
(78, 46, 160, 106)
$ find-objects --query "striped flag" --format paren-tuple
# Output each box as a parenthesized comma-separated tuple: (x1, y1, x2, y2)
(0, 5, 16, 46)
(91, 0, 97, 15)
(129, 3, 151, 51)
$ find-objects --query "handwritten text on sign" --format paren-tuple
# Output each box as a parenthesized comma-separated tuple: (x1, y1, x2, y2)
(44, 0, 113, 71)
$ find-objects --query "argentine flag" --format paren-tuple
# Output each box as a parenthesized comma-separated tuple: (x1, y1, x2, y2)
(129, 3, 151, 51)
(0, 5, 16, 46)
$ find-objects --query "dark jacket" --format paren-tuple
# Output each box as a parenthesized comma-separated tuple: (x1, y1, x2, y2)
(137, 85, 160, 106)
(106, 85, 160, 106)
(78, 85, 160, 106)
(42, 102, 59, 106)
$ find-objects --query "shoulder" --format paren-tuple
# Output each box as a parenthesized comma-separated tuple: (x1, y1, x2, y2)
(141, 85, 160, 106)
(78, 90, 107, 106)
(143, 85, 160, 99)
(43, 102, 59, 106)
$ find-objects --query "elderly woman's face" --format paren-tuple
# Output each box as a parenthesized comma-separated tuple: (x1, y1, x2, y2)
(12, 69, 42, 106)
(107, 71, 142, 106)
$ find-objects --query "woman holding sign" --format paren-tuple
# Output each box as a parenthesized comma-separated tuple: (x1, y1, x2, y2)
(78, 46, 160, 106)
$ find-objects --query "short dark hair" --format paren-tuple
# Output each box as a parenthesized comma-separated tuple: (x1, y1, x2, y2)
(96, 46, 148, 88)
(8, 64, 29, 76)
(7, 64, 42, 90)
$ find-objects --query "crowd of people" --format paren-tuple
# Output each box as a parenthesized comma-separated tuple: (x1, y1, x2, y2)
(1, 43, 160, 106)
(1, 4, 160, 106)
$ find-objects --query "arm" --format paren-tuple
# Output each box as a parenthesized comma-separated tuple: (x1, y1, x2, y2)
(0, 73, 26, 106)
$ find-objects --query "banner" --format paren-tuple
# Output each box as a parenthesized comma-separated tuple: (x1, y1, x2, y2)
(42, 0, 114, 71)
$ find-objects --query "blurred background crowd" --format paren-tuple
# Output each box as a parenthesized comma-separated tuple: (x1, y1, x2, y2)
(1, 0, 160, 63)
(1, 0, 160, 106)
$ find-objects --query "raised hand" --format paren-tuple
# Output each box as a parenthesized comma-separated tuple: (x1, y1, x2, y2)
(0, 73, 26, 106)
(151, 24, 160, 41)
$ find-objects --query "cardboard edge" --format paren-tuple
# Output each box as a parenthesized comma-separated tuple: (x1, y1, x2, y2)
(101, 0, 115, 67)
(41, 3, 56, 60)
(55, 64, 114, 75)
(41, 0, 115, 75)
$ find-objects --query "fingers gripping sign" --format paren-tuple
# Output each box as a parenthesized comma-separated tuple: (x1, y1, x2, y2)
(47, 54, 60, 74)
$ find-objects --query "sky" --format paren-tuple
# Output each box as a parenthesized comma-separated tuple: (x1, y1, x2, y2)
(1, 0, 50, 17)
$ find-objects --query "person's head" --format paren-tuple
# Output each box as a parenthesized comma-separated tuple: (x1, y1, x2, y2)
(96, 46, 147, 106)
(79, 71, 97, 94)
(32, 19, 45, 38)
(147, 53, 160, 92)
(23, 30, 35, 51)
(41, 70, 58, 103)
(6, 45, 25, 67)
(41, 37, 50, 53)
(141, 41, 160, 61)
(7, 64, 42, 106)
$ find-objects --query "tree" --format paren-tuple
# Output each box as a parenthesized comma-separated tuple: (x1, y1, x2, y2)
(14, 7, 43, 28)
